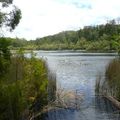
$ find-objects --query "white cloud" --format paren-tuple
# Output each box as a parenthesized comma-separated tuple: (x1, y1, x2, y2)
(4, 0, 120, 40)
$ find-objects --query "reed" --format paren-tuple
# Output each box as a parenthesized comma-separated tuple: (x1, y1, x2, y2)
(105, 58, 120, 100)
(0, 52, 49, 120)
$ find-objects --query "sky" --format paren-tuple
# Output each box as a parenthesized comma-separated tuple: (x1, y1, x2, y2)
(4, 0, 120, 40)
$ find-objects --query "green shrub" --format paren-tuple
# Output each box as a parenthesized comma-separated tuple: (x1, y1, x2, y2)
(0, 53, 48, 120)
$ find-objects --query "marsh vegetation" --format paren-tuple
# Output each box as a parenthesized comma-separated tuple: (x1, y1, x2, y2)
(0, 50, 50, 120)
(95, 57, 120, 110)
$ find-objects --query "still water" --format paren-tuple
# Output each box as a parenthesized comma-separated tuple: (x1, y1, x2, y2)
(35, 51, 120, 120)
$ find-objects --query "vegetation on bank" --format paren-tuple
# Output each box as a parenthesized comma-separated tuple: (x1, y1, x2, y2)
(105, 59, 120, 100)
(96, 58, 120, 102)
(0, 47, 49, 120)
(6, 19, 120, 52)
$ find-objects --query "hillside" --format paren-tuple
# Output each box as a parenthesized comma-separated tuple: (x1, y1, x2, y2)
(30, 19, 120, 51)
(3, 19, 120, 52)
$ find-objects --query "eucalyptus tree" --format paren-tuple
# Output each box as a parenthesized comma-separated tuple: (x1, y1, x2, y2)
(0, 0, 21, 75)
(0, 0, 21, 31)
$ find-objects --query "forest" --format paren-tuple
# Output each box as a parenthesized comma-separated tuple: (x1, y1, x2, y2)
(7, 19, 120, 52)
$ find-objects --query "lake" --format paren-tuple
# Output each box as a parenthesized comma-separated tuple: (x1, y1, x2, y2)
(33, 51, 120, 120)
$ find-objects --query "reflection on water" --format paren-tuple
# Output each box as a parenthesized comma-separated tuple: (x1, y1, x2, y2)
(33, 51, 120, 120)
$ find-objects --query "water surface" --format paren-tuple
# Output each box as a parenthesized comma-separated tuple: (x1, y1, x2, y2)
(35, 51, 120, 120)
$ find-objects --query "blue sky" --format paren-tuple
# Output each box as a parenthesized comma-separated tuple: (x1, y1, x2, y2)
(5, 0, 120, 40)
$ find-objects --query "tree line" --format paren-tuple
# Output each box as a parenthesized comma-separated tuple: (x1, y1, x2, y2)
(32, 19, 120, 51)
(5, 19, 120, 52)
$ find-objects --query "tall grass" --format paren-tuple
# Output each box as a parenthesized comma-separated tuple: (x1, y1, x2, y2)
(0, 53, 49, 120)
(105, 58, 120, 100)
(47, 68, 56, 102)
(95, 58, 120, 101)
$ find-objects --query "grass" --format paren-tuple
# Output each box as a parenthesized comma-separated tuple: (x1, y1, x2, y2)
(105, 58, 120, 100)
(95, 58, 120, 101)
(0, 53, 49, 120)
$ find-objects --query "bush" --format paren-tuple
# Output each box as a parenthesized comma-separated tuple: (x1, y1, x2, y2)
(0, 53, 48, 120)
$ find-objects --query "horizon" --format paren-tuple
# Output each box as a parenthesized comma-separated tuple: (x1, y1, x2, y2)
(4, 0, 120, 40)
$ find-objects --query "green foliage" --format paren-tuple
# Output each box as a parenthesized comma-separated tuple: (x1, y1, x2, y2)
(0, 0, 21, 76)
(111, 37, 120, 56)
(0, 82, 25, 120)
(23, 19, 119, 52)
(8, 6, 22, 31)
(0, 52, 49, 120)
(1, 18, 120, 53)
(0, 0, 21, 31)
(0, 37, 11, 76)
(2, 18, 120, 53)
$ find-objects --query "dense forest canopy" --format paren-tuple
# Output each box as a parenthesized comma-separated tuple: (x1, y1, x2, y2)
(7, 18, 120, 52)
(32, 19, 120, 51)
(35, 19, 120, 43)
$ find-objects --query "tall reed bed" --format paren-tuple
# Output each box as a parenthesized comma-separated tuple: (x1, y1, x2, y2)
(105, 58, 120, 100)
(0, 53, 49, 120)
(95, 58, 120, 101)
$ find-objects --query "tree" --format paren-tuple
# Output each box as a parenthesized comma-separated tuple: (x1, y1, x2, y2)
(0, 0, 21, 32)
(0, 0, 21, 75)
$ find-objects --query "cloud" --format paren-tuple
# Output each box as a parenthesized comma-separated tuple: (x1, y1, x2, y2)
(4, 0, 120, 40)
(57, 0, 92, 9)
(76, 4, 92, 9)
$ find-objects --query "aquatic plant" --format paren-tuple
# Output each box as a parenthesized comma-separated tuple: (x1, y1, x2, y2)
(105, 58, 120, 100)
(95, 58, 120, 101)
